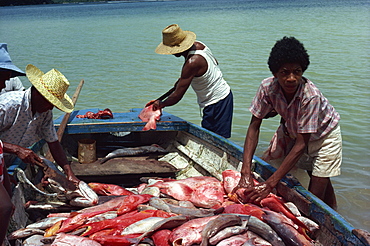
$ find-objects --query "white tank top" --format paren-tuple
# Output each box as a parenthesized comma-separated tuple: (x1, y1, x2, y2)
(187, 41, 230, 109)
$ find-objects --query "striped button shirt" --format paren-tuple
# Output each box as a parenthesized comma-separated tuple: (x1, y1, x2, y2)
(0, 88, 58, 150)
(250, 77, 340, 141)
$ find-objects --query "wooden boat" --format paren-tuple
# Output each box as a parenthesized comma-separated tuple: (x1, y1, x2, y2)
(6, 108, 369, 246)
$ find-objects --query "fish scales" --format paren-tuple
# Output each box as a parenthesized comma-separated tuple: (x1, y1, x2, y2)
(263, 210, 313, 246)
(208, 226, 248, 245)
(200, 214, 242, 246)
(129, 215, 189, 246)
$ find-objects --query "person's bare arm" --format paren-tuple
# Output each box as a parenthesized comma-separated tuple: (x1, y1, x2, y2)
(234, 116, 262, 191)
(48, 141, 79, 184)
(3, 142, 42, 165)
(243, 132, 310, 203)
(152, 55, 206, 110)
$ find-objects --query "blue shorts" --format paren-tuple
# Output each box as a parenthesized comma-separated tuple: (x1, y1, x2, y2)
(202, 91, 233, 138)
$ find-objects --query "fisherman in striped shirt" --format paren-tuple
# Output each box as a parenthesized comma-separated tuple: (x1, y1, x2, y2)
(236, 37, 342, 210)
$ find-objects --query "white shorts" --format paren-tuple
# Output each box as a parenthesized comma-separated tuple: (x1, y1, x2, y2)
(296, 125, 342, 177)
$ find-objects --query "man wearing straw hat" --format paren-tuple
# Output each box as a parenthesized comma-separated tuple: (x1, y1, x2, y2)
(0, 63, 80, 185)
(0, 43, 46, 245)
(146, 24, 233, 138)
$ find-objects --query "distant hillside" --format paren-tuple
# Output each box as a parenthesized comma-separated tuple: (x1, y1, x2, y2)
(1, 0, 134, 7)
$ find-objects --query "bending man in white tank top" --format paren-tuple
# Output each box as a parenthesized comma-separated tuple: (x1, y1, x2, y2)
(146, 24, 233, 138)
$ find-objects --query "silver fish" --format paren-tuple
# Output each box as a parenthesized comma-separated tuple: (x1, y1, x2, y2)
(7, 228, 45, 240)
(15, 168, 57, 197)
(224, 214, 285, 246)
(22, 234, 46, 246)
(130, 215, 189, 246)
(263, 210, 313, 246)
(100, 144, 168, 164)
(285, 202, 301, 217)
(86, 211, 117, 223)
(137, 204, 158, 211)
(121, 217, 166, 236)
(149, 197, 216, 218)
(26, 216, 67, 230)
(247, 215, 285, 246)
(200, 214, 242, 246)
(68, 180, 99, 207)
(297, 216, 319, 233)
(178, 200, 196, 208)
(148, 197, 171, 213)
(140, 186, 161, 197)
(209, 226, 248, 245)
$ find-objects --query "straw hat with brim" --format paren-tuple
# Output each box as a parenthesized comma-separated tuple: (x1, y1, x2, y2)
(155, 24, 196, 55)
(0, 43, 26, 77)
(26, 64, 74, 113)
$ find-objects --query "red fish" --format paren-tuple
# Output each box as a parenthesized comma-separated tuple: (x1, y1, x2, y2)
(222, 169, 241, 194)
(88, 182, 134, 196)
(76, 108, 113, 119)
(117, 194, 153, 215)
(152, 229, 172, 246)
(169, 216, 218, 246)
(92, 234, 142, 246)
(223, 204, 265, 221)
(80, 210, 173, 237)
(57, 209, 111, 233)
(75, 196, 130, 216)
(138, 105, 161, 130)
(260, 194, 309, 232)
(150, 176, 224, 208)
(222, 169, 260, 204)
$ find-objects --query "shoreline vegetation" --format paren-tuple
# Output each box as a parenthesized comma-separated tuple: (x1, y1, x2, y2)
(1, 0, 170, 7)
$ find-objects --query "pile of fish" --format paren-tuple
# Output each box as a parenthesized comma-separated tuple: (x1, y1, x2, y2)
(16, 156, 99, 208)
(8, 169, 321, 246)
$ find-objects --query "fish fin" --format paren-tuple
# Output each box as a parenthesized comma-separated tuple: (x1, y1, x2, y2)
(99, 157, 109, 164)
(142, 118, 157, 131)
(127, 236, 141, 245)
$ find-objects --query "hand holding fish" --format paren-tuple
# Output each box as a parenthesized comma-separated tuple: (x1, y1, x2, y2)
(63, 166, 80, 184)
(145, 99, 156, 107)
(231, 171, 273, 204)
(230, 172, 254, 202)
(240, 182, 274, 204)
(139, 105, 162, 131)
(145, 99, 163, 111)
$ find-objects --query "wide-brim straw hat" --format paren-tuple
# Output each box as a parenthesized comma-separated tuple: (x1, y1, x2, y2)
(0, 43, 26, 77)
(26, 64, 74, 113)
(155, 24, 196, 55)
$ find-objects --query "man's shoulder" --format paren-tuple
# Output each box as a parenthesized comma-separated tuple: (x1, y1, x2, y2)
(0, 90, 25, 107)
(302, 78, 323, 98)
(184, 54, 207, 70)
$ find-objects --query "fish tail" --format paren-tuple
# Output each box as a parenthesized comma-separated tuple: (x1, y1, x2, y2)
(143, 117, 157, 131)
(99, 157, 109, 164)
(127, 236, 141, 245)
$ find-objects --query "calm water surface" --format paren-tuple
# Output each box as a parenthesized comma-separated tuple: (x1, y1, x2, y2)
(1, 0, 369, 231)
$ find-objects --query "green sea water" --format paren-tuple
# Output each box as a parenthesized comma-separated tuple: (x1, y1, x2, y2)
(1, 0, 369, 231)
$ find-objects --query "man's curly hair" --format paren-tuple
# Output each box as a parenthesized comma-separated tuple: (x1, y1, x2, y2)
(268, 36, 310, 74)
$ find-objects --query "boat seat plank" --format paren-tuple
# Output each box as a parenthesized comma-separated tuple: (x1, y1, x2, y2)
(70, 156, 177, 185)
